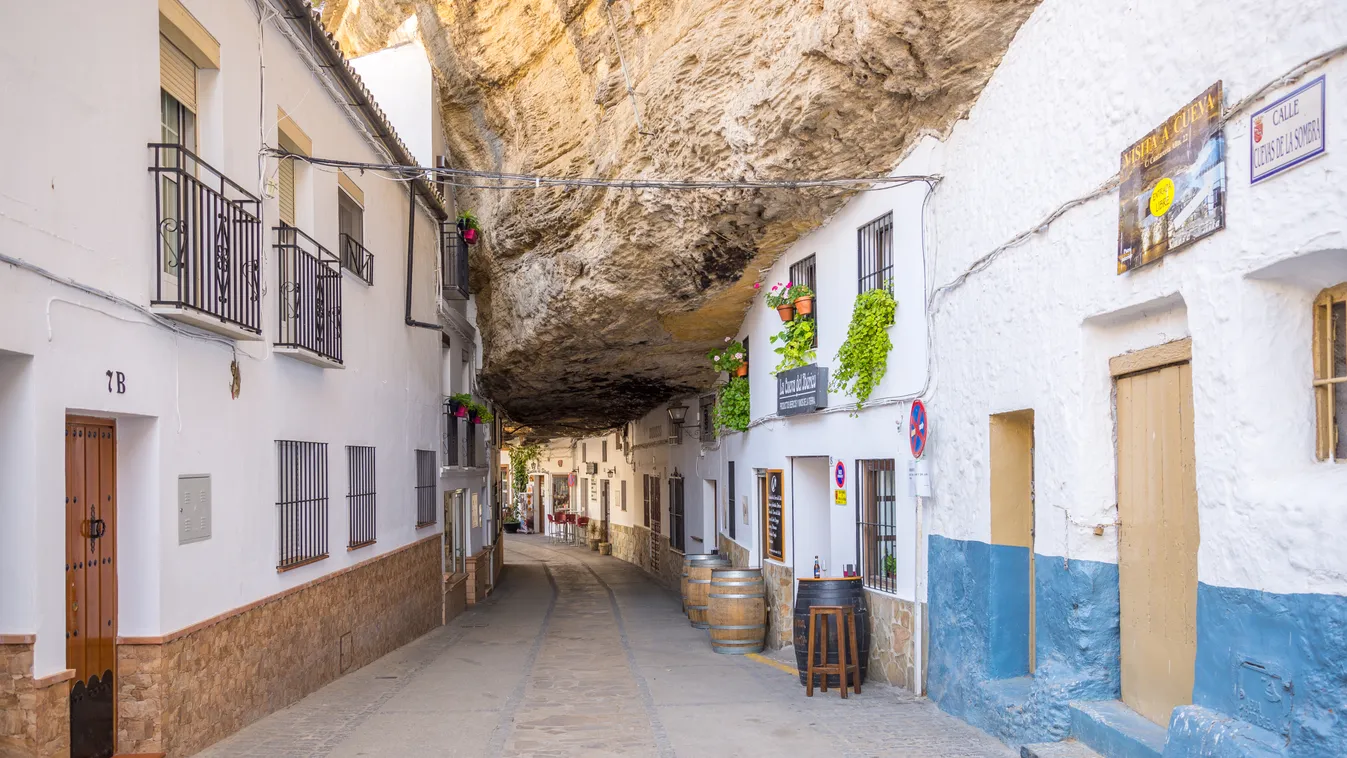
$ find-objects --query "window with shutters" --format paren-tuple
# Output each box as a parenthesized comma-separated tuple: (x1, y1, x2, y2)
(602, 440, 608, 462)
(277, 132, 300, 227)
(642, 474, 651, 527)
(1314, 283, 1347, 461)
(159, 36, 197, 279)
(338, 178, 372, 285)
(668, 476, 686, 552)
(727, 461, 736, 539)
(621, 479, 628, 511)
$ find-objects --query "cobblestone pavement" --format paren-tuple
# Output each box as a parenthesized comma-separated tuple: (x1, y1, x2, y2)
(194, 535, 1015, 758)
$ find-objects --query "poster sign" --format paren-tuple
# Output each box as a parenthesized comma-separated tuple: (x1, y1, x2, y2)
(776, 364, 829, 416)
(834, 489, 847, 506)
(765, 469, 785, 561)
(1118, 82, 1226, 274)
(1251, 76, 1326, 184)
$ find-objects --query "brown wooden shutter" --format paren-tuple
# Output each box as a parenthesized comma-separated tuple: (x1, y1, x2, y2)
(159, 34, 197, 111)
(277, 134, 297, 226)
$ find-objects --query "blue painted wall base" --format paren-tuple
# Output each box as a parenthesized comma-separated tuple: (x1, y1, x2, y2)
(927, 536, 1347, 758)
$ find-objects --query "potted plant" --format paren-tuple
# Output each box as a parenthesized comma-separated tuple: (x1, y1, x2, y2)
(474, 404, 494, 424)
(770, 315, 816, 373)
(707, 338, 746, 375)
(450, 393, 472, 418)
(711, 376, 751, 432)
(588, 520, 601, 551)
(503, 504, 521, 534)
(456, 210, 481, 245)
(734, 362, 749, 378)
(764, 281, 796, 322)
(883, 552, 897, 579)
(792, 284, 815, 316)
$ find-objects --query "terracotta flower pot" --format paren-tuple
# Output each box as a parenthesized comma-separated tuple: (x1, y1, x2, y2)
(734, 363, 749, 378)
(776, 304, 795, 322)
(794, 296, 813, 316)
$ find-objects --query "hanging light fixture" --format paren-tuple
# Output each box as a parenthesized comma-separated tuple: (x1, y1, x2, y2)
(666, 400, 688, 444)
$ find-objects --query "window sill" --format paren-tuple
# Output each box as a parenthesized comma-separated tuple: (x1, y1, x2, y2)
(277, 554, 329, 573)
(151, 304, 263, 342)
(347, 540, 376, 551)
(274, 345, 344, 370)
(415, 521, 437, 530)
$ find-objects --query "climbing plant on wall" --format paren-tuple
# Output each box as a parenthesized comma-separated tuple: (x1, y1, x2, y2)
(712, 376, 751, 432)
(769, 316, 816, 374)
(511, 443, 543, 492)
(830, 287, 897, 407)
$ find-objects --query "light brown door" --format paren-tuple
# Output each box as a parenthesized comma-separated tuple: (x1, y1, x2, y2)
(65, 416, 117, 758)
(1116, 362, 1198, 725)
(990, 410, 1035, 673)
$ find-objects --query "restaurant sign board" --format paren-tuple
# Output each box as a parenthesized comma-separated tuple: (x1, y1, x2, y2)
(777, 364, 829, 416)
(1250, 76, 1326, 184)
(765, 469, 785, 562)
(1118, 82, 1226, 274)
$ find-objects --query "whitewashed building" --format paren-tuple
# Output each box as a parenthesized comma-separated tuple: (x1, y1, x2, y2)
(0, 2, 494, 756)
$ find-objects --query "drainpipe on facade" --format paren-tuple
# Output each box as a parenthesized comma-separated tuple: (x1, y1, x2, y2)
(404, 183, 441, 331)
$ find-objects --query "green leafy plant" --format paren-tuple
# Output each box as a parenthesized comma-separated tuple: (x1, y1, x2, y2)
(455, 210, 480, 232)
(830, 287, 897, 406)
(790, 284, 815, 300)
(764, 280, 797, 309)
(770, 316, 816, 374)
(712, 376, 750, 432)
(883, 552, 897, 578)
(707, 338, 747, 373)
(469, 400, 494, 423)
(511, 443, 543, 492)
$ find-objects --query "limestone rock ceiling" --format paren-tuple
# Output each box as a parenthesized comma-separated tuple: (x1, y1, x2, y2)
(324, 0, 1038, 435)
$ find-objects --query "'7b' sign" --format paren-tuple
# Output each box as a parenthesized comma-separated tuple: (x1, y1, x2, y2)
(105, 370, 126, 394)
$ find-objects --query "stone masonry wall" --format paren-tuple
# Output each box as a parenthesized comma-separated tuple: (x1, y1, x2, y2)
(717, 535, 749, 569)
(763, 561, 794, 650)
(467, 546, 491, 604)
(655, 542, 683, 592)
(865, 590, 917, 691)
(0, 640, 69, 758)
(117, 536, 441, 757)
(610, 523, 641, 567)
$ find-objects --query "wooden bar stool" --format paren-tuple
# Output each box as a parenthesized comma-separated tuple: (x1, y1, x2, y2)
(805, 605, 861, 698)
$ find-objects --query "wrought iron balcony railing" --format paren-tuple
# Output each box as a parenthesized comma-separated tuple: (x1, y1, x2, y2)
(340, 232, 374, 285)
(274, 225, 343, 366)
(149, 144, 263, 335)
(440, 223, 469, 300)
(443, 398, 461, 467)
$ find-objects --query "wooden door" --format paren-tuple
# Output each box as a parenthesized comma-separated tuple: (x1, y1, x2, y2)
(600, 479, 610, 543)
(649, 476, 661, 571)
(1116, 362, 1198, 726)
(990, 410, 1035, 674)
(65, 416, 117, 758)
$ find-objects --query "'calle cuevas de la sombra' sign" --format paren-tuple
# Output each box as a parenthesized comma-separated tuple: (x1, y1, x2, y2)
(1251, 76, 1326, 185)
(776, 364, 828, 416)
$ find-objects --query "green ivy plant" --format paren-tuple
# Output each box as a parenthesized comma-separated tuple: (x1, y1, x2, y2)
(830, 287, 897, 406)
(510, 442, 543, 492)
(770, 316, 816, 374)
(712, 376, 750, 432)
(707, 339, 746, 373)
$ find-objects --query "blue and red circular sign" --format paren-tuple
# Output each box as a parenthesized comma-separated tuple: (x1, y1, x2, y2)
(909, 400, 928, 459)
(835, 461, 846, 488)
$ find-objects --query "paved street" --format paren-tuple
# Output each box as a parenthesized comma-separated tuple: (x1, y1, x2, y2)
(195, 536, 1016, 758)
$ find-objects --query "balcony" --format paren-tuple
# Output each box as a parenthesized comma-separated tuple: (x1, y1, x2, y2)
(274, 225, 343, 368)
(149, 144, 263, 340)
(444, 398, 460, 467)
(443, 398, 487, 470)
(440, 223, 469, 300)
(340, 232, 374, 286)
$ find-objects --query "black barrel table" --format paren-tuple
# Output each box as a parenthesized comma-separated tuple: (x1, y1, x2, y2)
(792, 576, 869, 688)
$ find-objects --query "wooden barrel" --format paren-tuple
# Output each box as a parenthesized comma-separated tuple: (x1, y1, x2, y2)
(792, 577, 869, 687)
(708, 568, 766, 655)
(681, 554, 726, 617)
(686, 557, 730, 628)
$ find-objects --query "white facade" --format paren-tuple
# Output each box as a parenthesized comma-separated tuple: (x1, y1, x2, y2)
(0, 0, 483, 683)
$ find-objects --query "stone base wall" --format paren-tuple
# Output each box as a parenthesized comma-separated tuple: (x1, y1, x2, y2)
(466, 547, 491, 604)
(610, 523, 640, 566)
(607, 524, 681, 592)
(864, 590, 918, 690)
(654, 542, 682, 592)
(444, 574, 468, 624)
(717, 535, 749, 568)
(0, 640, 69, 758)
(762, 561, 794, 650)
(117, 535, 441, 757)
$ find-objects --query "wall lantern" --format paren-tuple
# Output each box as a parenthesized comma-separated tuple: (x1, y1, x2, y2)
(666, 400, 688, 444)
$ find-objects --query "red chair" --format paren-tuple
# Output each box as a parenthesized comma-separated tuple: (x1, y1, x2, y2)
(546, 513, 559, 544)
(577, 516, 590, 546)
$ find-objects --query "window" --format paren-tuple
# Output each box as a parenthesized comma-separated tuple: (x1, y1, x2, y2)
(582, 443, 588, 463)
(727, 461, 736, 539)
(858, 212, 894, 294)
(699, 394, 715, 441)
(602, 440, 608, 462)
(443, 400, 460, 467)
(790, 255, 818, 347)
(276, 440, 329, 570)
(669, 475, 686, 552)
(159, 38, 196, 280)
(465, 420, 478, 468)
(856, 459, 898, 593)
(347, 446, 376, 548)
(338, 177, 372, 285)
(1315, 283, 1347, 460)
(415, 450, 437, 527)
(621, 479, 628, 511)
(642, 474, 652, 527)
(277, 132, 299, 227)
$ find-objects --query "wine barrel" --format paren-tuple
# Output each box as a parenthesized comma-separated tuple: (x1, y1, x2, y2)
(682, 554, 727, 617)
(708, 568, 766, 655)
(792, 577, 869, 687)
(686, 557, 730, 628)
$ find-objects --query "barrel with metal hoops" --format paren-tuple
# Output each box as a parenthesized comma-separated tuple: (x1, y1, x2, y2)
(707, 567, 766, 654)
(686, 557, 730, 628)
(681, 553, 728, 617)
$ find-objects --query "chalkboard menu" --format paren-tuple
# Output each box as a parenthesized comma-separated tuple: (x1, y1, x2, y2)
(765, 469, 785, 561)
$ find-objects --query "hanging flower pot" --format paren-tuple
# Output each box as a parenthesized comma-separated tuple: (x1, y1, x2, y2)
(460, 226, 479, 245)
(776, 303, 795, 322)
(457, 210, 481, 246)
(794, 296, 814, 316)
(469, 410, 481, 424)
(456, 405, 468, 418)
(734, 363, 749, 378)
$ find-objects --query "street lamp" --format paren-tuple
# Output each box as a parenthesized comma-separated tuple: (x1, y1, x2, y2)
(666, 400, 688, 444)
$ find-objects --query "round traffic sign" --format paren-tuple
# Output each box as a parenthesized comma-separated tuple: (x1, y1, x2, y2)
(909, 400, 928, 458)
(835, 461, 846, 488)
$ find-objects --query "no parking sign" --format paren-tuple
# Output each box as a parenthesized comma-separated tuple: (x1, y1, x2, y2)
(909, 400, 928, 459)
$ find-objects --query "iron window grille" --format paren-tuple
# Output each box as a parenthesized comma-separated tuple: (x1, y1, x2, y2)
(465, 419, 478, 468)
(789, 254, 818, 347)
(621, 479, 628, 511)
(275, 224, 343, 364)
(602, 440, 608, 462)
(276, 440, 329, 570)
(856, 459, 898, 594)
(443, 399, 460, 467)
(699, 394, 716, 442)
(415, 449, 437, 527)
(347, 446, 376, 548)
(668, 475, 686, 552)
(149, 143, 263, 334)
(440, 222, 470, 300)
(340, 233, 374, 286)
(858, 212, 894, 294)
(642, 474, 652, 527)
(727, 461, 736, 539)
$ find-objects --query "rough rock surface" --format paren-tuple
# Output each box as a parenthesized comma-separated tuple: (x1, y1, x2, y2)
(324, 0, 1039, 433)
